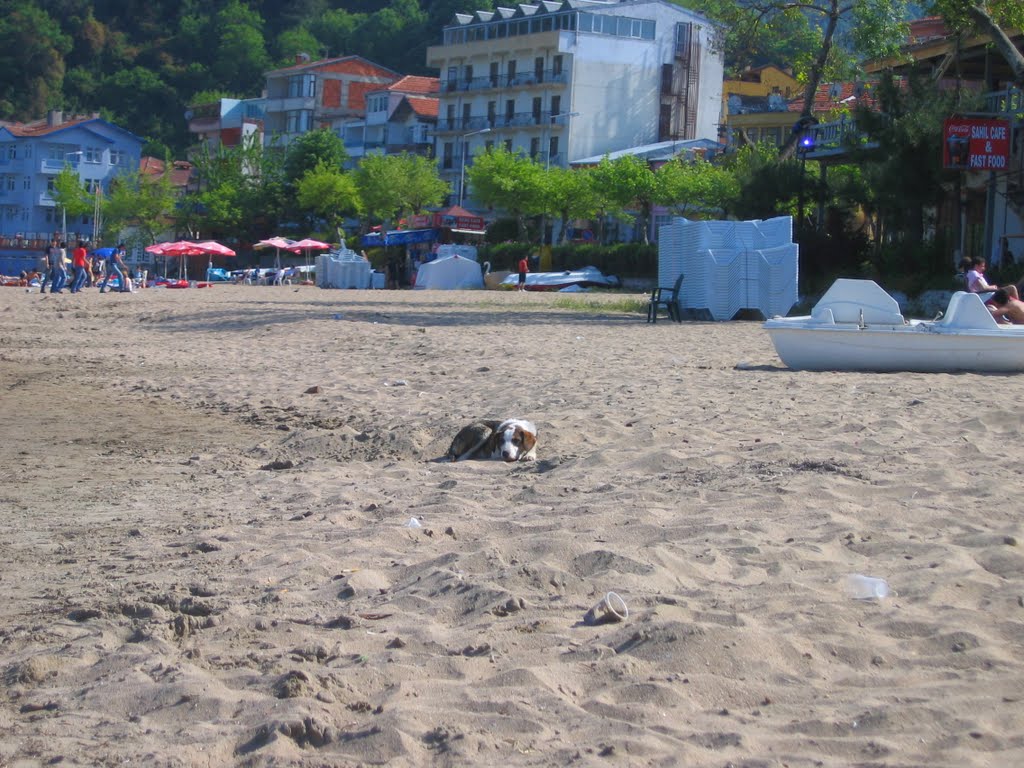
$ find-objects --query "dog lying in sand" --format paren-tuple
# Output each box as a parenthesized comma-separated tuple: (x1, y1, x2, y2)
(447, 419, 538, 462)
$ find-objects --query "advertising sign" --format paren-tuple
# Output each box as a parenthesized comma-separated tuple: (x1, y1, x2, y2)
(943, 117, 1011, 170)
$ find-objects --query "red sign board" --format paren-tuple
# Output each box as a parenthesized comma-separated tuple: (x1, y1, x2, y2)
(408, 212, 487, 232)
(943, 117, 1011, 170)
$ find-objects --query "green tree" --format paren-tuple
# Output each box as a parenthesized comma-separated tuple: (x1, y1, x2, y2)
(851, 73, 959, 251)
(395, 153, 449, 215)
(540, 167, 599, 244)
(722, 142, 804, 220)
(587, 155, 659, 244)
(102, 168, 177, 247)
(354, 154, 406, 230)
(655, 155, 738, 218)
(283, 128, 349, 185)
(51, 165, 94, 236)
(465, 148, 545, 241)
(297, 160, 363, 232)
(0, 2, 72, 117)
(210, 0, 270, 95)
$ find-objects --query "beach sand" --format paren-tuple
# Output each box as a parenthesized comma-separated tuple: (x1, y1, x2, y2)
(1, 285, 1022, 767)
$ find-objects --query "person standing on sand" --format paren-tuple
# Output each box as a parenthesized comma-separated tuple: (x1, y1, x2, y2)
(69, 240, 89, 293)
(50, 241, 68, 293)
(517, 254, 529, 292)
(38, 243, 52, 294)
(100, 244, 130, 293)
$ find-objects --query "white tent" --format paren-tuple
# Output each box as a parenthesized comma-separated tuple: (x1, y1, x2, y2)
(317, 248, 373, 289)
(414, 255, 484, 290)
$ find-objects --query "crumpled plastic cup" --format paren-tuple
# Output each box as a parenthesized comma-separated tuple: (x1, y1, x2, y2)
(844, 573, 890, 600)
(583, 591, 628, 625)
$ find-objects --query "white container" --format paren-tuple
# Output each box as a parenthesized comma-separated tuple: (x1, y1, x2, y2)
(844, 573, 890, 600)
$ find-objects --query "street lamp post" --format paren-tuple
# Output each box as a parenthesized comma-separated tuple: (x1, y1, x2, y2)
(459, 128, 491, 207)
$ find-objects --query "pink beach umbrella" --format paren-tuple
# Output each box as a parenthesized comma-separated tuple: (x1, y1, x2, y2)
(288, 238, 331, 278)
(254, 236, 296, 271)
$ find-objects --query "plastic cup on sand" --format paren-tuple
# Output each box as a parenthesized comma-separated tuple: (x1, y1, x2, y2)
(844, 574, 890, 600)
(583, 592, 628, 625)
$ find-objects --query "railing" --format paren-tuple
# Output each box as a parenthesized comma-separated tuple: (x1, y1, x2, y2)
(38, 193, 56, 206)
(983, 86, 1024, 117)
(442, 69, 568, 93)
(436, 111, 569, 132)
(40, 158, 80, 173)
(798, 116, 877, 159)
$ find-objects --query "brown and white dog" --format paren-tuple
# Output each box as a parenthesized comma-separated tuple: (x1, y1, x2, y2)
(447, 419, 538, 463)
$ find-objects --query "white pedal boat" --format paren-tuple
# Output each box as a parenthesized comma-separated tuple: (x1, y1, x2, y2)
(763, 278, 1024, 372)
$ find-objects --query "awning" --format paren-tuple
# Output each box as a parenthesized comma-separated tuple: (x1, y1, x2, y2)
(360, 228, 437, 247)
(450, 228, 487, 235)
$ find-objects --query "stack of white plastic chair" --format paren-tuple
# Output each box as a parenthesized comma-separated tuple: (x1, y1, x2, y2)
(316, 247, 373, 289)
(657, 216, 798, 320)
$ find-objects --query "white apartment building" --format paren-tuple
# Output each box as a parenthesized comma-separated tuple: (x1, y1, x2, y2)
(426, 0, 724, 205)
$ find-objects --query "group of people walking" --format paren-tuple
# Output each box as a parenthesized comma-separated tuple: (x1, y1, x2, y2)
(39, 238, 130, 294)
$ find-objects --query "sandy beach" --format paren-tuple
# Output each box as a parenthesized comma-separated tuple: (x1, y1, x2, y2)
(1, 284, 1022, 767)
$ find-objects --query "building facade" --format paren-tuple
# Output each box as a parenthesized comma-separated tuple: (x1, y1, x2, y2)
(0, 111, 143, 247)
(187, 98, 265, 153)
(262, 53, 402, 148)
(344, 76, 439, 163)
(426, 0, 724, 204)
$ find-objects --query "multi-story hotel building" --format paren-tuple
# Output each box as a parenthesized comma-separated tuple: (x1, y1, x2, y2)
(426, 0, 724, 204)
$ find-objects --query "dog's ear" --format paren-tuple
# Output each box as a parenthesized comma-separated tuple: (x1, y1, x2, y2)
(519, 429, 537, 455)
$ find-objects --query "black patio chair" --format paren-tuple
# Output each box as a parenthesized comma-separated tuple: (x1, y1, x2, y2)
(647, 272, 684, 323)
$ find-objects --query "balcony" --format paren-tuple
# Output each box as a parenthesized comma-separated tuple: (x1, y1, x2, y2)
(38, 192, 56, 207)
(436, 112, 563, 133)
(263, 96, 316, 114)
(40, 158, 81, 173)
(441, 69, 569, 94)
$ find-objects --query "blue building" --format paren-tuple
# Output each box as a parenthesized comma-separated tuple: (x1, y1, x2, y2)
(0, 110, 143, 273)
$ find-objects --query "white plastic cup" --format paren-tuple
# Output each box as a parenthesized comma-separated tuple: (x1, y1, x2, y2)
(844, 573, 890, 600)
(583, 592, 628, 625)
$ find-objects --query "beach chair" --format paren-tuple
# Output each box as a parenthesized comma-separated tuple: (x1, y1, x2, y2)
(647, 272, 684, 323)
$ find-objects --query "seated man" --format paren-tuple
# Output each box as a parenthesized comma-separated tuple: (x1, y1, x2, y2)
(987, 288, 1024, 324)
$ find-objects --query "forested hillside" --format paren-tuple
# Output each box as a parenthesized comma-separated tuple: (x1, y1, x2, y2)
(0, 0, 495, 153)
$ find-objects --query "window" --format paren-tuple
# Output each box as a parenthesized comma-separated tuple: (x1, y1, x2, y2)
(24, 145, 31, 158)
(5, 176, 14, 191)
(462, 103, 471, 129)
(530, 137, 540, 159)
(485, 140, 494, 152)
(487, 101, 496, 126)
(552, 56, 563, 76)
(109, 148, 125, 166)
(6, 145, 15, 160)
(442, 142, 454, 170)
(503, 139, 512, 152)
(447, 66, 458, 91)
(549, 136, 559, 161)
(287, 74, 316, 98)
(464, 65, 473, 83)
(551, 95, 561, 117)
(532, 97, 542, 123)
(505, 99, 515, 120)
(534, 57, 544, 81)
(507, 60, 516, 82)
(84, 147, 101, 163)
(285, 110, 313, 133)
(490, 62, 499, 87)
(22, 176, 30, 190)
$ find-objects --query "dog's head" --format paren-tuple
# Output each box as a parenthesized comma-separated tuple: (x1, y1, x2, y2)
(492, 419, 538, 462)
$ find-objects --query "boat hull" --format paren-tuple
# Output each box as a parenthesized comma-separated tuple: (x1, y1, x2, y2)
(763, 279, 1024, 373)
(765, 323, 1024, 372)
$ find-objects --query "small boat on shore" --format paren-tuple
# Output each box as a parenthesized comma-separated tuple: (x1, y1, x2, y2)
(499, 266, 619, 292)
(763, 278, 1024, 372)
